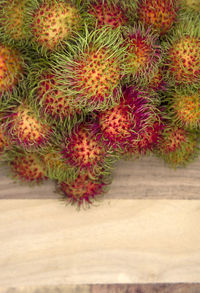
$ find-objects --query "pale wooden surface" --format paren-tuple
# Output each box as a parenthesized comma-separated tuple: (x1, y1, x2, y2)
(1, 199, 200, 290)
(1, 156, 200, 199)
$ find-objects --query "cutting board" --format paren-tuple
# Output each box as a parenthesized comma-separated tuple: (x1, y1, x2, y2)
(1, 155, 200, 292)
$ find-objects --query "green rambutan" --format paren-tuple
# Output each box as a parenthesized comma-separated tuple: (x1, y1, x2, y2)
(137, 0, 178, 35)
(2, 101, 52, 150)
(0, 0, 28, 45)
(53, 26, 126, 111)
(0, 43, 25, 98)
(167, 87, 200, 130)
(10, 151, 47, 183)
(178, 0, 200, 15)
(87, 0, 135, 29)
(123, 25, 162, 86)
(28, 0, 85, 53)
(163, 15, 200, 88)
(154, 124, 199, 167)
(96, 86, 159, 150)
(57, 170, 110, 208)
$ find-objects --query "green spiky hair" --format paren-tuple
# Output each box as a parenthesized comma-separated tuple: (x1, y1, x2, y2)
(26, 0, 90, 56)
(122, 24, 162, 86)
(0, 94, 54, 151)
(163, 14, 200, 89)
(52, 25, 127, 112)
(0, 0, 31, 46)
(6, 148, 47, 184)
(28, 58, 84, 130)
(86, 0, 136, 29)
(57, 168, 112, 208)
(41, 146, 79, 183)
(166, 87, 200, 130)
(178, 0, 200, 16)
(154, 124, 199, 168)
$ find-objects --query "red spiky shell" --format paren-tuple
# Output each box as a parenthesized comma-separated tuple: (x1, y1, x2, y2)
(137, 0, 177, 35)
(31, 1, 81, 50)
(0, 44, 23, 94)
(167, 36, 200, 85)
(97, 87, 157, 150)
(148, 68, 166, 91)
(5, 104, 51, 149)
(11, 152, 47, 183)
(62, 122, 107, 171)
(37, 70, 79, 121)
(88, 1, 128, 28)
(59, 171, 105, 206)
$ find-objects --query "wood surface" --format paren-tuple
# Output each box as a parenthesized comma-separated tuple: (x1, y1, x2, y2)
(1, 155, 200, 199)
(1, 199, 200, 289)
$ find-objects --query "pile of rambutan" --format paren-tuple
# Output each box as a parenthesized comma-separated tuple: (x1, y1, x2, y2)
(0, 0, 199, 209)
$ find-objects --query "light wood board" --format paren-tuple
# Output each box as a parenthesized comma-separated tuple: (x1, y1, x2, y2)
(1, 199, 200, 289)
(1, 156, 200, 199)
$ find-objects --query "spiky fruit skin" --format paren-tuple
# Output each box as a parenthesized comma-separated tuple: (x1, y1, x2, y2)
(155, 125, 198, 167)
(30, 0, 81, 51)
(178, 0, 200, 14)
(43, 148, 78, 183)
(4, 104, 51, 150)
(168, 88, 200, 130)
(137, 0, 177, 35)
(96, 86, 159, 150)
(164, 16, 200, 88)
(0, 126, 10, 158)
(0, 0, 27, 44)
(53, 27, 125, 111)
(0, 44, 24, 96)
(148, 68, 166, 91)
(88, 1, 128, 28)
(36, 70, 80, 123)
(58, 171, 106, 207)
(123, 26, 161, 85)
(62, 123, 108, 173)
(11, 152, 47, 183)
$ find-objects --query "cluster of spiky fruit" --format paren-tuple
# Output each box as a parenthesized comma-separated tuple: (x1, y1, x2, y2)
(0, 0, 200, 209)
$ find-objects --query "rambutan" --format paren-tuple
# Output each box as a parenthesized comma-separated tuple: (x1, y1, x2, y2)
(0, 0, 27, 44)
(62, 122, 114, 174)
(178, 0, 200, 14)
(123, 25, 161, 85)
(167, 88, 200, 130)
(87, 0, 133, 29)
(53, 26, 126, 111)
(148, 67, 166, 91)
(57, 170, 109, 207)
(3, 102, 52, 150)
(28, 0, 83, 53)
(164, 15, 200, 88)
(0, 124, 10, 159)
(96, 86, 159, 150)
(0, 43, 24, 97)
(10, 151, 47, 183)
(137, 0, 178, 35)
(154, 124, 199, 167)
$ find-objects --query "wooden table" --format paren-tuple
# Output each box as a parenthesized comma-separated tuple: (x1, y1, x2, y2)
(1, 156, 200, 292)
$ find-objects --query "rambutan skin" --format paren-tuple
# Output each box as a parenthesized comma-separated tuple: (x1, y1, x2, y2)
(62, 122, 108, 172)
(58, 171, 107, 207)
(10, 151, 47, 183)
(154, 125, 199, 167)
(137, 0, 178, 35)
(96, 86, 160, 151)
(123, 26, 162, 86)
(29, 0, 83, 52)
(2, 103, 52, 150)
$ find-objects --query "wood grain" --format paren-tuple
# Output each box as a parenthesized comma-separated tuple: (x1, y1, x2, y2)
(1, 199, 200, 289)
(1, 155, 200, 199)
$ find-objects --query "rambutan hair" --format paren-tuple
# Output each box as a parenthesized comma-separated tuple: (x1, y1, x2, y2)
(122, 25, 162, 86)
(163, 14, 200, 89)
(154, 124, 199, 168)
(137, 0, 178, 35)
(57, 169, 111, 208)
(95, 86, 160, 151)
(52, 25, 127, 112)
